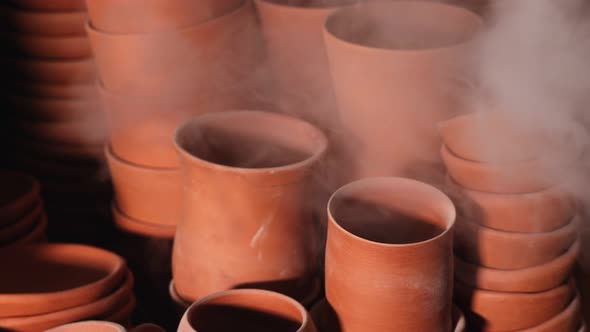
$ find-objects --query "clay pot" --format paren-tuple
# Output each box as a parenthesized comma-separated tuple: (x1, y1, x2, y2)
(0, 272, 134, 332)
(177, 289, 317, 332)
(173, 110, 328, 302)
(0, 33, 92, 59)
(105, 145, 182, 229)
(0, 57, 97, 84)
(454, 278, 576, 331)
(4, 81, 96, 98)
(17, 118, 107, 145)
(103, 296, 137, 326)
(254, 0, 348, 131)
(0, 243, 127, 317)
(5, 0, 85, 11)
(169, 280, 192, 310)
(87, 1, 261, 98)
(0, 170, 40, 226)
(112, 203, 176, 239)
(5, 94, 100, 121)
(455, 240, 580, 292)
(0, 6, 87, 36)
(46, 321, 128, 332)
(442, 144, 575, 194)
(0, 200, 43, 243)
(325, 177, 456, 331)
(323, 1, 482, 179)
(445, 176, 575, 233)
(454, 215, 579, 269)
(8, 214, 48, 246)
(87, 0, 241, 33)
(518, 294, 582, 332)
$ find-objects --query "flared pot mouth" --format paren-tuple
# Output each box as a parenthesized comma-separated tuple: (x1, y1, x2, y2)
(185, 289, 310, 332)
(174, 110, 328, 175)
(324, 0, 483, 52)
(327, 177, 456, 247)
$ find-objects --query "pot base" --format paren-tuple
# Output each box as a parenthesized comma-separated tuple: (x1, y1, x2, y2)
(111, 203, 176, 239)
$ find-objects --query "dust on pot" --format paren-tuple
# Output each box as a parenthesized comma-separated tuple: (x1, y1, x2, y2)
(323, 1, 483, 180)
(325, 177, 456, 331)
(173, 110, 327, 303)
(177, 289, 317, 332)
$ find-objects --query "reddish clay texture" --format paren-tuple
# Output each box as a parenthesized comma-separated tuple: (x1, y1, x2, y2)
(445, 175, 574, 233)
(0, 6, 87, 36)
(0, 200, 43, 244)
(6, 93, 100, 121)
(454, 215, 578, 269)
(5, 0, 86, 11)
(454, 279, 576, 331)
(518, 294, 582, 332)
(0, 243, 127, 317)
(0, 33, 92, 59)
(173, 111, 327, 303)
(323, 1, 482, 179)
(111, 203, 176, 239)
(0, 57, 97, 84)
(178, 289, 317, 332)
(455, 240, 580, 292)
(0, 170, 40, 226)
(325, 177, 456, 331)
(87, 0, 241, 33)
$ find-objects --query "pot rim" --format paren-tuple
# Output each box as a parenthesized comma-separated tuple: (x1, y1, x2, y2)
(111, 202, 176, 239)
(518, 293, 581, 332)
(183, 288, 311, 332)
(105, 144, 180, 172)
(327, 177, 456, 248)
(459, 213, 579, 239)
(0, 170, 40, 220)
(174, 110, 328, 176)
(455, 276, 574, 300)
(44, 320, 126, 332)
(323, 1, 483, 53)
(0, 199, 43, 243)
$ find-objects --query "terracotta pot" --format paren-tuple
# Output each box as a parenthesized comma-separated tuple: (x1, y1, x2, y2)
(0, 243, 127, 317)
(169, 280, 192, 310)
(105, 145, 181, 229)
(323, 1, 482, 180)
(8, 214, 48, 246)
(455, 240, 580, 292)
(454, 278, 575, 331)
(454, 215, 579, 270)
(442, 144, 575, 194)
(87, 1, 261, 98)
(5, 0, 85, 11)
(0, 170, 40, 226)
(87, 0, 241, 33)
(0, 33, 92, 59)
(0, 6, 87, 36)
(46, 321, 127, 332)
(518, 294, 582, 332)
(17, 118, 107, 145)
(3, 81, 97, 98)
(112, 203, 176, 239)
(0, 200, 43, 243)
(5, 94, 100, 121)
(254, 0, 348, 132)
(0, 272, 133, 332)
(325, 177, 456, 331)
(445, 175, 574, 233)
(0, 57, 97, 84)
(173, 110, 328, 302)
(177, 289, 317, 332)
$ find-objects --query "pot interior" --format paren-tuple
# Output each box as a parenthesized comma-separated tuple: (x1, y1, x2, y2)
(329, 178, 455, 245)
(176, 111, 326, 169)
(188, 291, 304, 332)
(325, 1, 481, 50)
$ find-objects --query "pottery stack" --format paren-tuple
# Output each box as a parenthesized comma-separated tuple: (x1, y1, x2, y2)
(0, 243, 135, 332)
(0, 170, 47, 247)
(439, 111, 583, 331)
(86, 0, 268, 238)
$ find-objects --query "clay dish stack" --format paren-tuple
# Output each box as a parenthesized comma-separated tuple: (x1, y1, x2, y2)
(439, 111, 583, 331)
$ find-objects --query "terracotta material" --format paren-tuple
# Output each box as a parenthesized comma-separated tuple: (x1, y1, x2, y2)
(4, 81, 97, 98)
(454, 215, 578, 269)
(442, 144, 574, 194)
(105, 145, 181, 229)
(0, 272, 134, 332)
(518, 294, 582, 332)
(323, 1, 482, 179)
(0, 7, 87, 36)
(0, 57, 97, 84)
(102, 296, 137, 326)
(454, 278, 575, 331)
(9, 214, 48, 246)
(0, 170, 40, 226)
(325, 177, 456, 331)
(17, 119, 106, 145)
(111, 203, 176, 239)
(5, 94, 100, 121)
(0, 33, 92, 59)
(169, 280, 192, 310)
(455, 240, 580, 292)
(0, 200, 43, 244)
(87, 0, 241, 33)
(87, 1, 261, 97)
(445, 175, 574, 233)
(177, 289, 317, 332)
(45, 321, 127, 332)
(5, 0, 85, 11)
(0, 243, 127, 317)
(173, 111, 328, 302)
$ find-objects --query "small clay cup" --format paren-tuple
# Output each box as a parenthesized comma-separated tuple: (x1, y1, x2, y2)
(518, 294, 582, 332)
(105, 145, 181, 229)
(0, 200, 43, 244)
(0, 6, 87, 36)
(87, 0, 241, 33)
(111, 203, 176, 239)
(4, 81, 96, 98)
(454, 278, 575, 331)
(5, 93, 100, 121)
(455, 240, 580, 292)
(0, 33, 92, 59)
(445, 175, 575, 233)
(325, 177, 456, 331)
(177, 289, 317, 332)
(454, 215, 579, 269)
(0, 170, 40, 226)
(0, 57, 97, 84)
(5, 0, 85, 11)
(0, 243, 127, 317)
